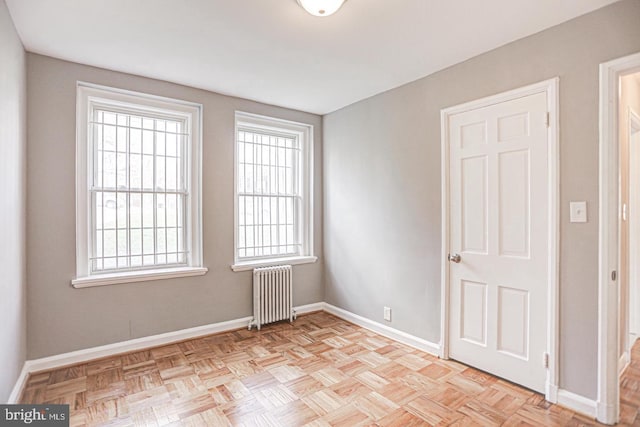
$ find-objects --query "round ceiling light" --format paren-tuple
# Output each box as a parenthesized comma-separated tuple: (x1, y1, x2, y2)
(296, 0, 347, 17)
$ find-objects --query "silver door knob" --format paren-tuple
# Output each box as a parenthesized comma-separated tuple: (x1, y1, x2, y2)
(448, 253, 461, 263)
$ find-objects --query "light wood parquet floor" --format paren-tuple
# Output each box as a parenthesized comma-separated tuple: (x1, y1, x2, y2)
(19, 312, 640, 426)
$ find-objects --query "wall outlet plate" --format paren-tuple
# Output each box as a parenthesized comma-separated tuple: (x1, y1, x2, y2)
(569, 201, 587, 223)
(383, 307, 391, 322)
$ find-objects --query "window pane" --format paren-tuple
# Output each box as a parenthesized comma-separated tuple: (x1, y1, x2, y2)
(130, 229, 142, 255)
(116, 193, 127, 229)
(117, 153, 127, 188)
(156, 229, 166, 254)
(103, 151, 116, 189)
(166, 157, 177, 191)
(130, 128, 141, 153)
(103, 230, 116, 257)
(178, 227, 184, 253)
(142, 130, 154, 155)
(130, 193, 141, 228)
(156, 132, 165, 156)
(166, 133, 177, 157)
(166, 194, 177, 227)
(104, 257, 117, 270)
(235, 125, 306, 261)
(117, 230, 127, 257)
(103, 124, 116, 151)
(95, 192, 103, 230)
(142, 193, 154, 227)
(167, 227, 177, 253)
(130, 154, 142, 189)
(143, 228, 154, 255)
(117, 126, 127, 153)
(103, 192, 116, 229)
(142, 155, 153, 190)
(156, 194, 166, 228)
(130, 116, 142, 129)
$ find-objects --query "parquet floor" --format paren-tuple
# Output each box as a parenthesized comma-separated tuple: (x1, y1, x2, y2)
(18, 312, 640, 426)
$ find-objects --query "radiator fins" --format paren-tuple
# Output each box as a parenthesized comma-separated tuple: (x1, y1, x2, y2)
(250, 265, 294, 330)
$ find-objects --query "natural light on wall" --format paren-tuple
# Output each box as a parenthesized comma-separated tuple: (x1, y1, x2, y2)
(296, 0, 347, 17)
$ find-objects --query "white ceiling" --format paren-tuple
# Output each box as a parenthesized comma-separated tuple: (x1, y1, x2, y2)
(6, 0, 620, 114)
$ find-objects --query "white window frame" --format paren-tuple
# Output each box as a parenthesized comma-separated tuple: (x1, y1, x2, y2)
(232, 112, 316, 272)
(72, 82, 207, 288)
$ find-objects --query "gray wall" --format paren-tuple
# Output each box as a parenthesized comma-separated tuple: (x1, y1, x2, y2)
(0, 0, 27, 402)
(323, 0, 640, 399)
(26, 54, 324, 359)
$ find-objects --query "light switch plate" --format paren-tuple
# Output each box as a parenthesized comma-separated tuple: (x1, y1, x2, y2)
(570, 201, 587, 223)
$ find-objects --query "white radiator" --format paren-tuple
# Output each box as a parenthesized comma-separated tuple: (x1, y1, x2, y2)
(249, 265, 295, 330)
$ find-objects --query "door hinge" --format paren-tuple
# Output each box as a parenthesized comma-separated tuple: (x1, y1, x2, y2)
(543, 352, 549, 368)
(545, 112, 550, 127)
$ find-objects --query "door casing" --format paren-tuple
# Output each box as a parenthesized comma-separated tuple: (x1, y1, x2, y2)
(439, 78, 559, 403)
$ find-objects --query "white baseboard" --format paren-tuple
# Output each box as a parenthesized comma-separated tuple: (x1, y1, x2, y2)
(27, 315, 253, 374)
(323, 303, 440, 357)
(597, 401, 617, 425)
(546, 382, 559, 403)
(557, 389, 598, 419)
(293, 302, 325, 316)
(6, 363, 30, 404)
(17, 302, 326, 379)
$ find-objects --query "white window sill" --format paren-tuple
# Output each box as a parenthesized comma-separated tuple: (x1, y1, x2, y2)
(71, 266, 208, 288)
(231, 256, 318, 272)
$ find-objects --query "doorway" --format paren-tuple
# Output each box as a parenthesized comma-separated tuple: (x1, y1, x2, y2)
(628, 105, 640, 357)
(598, 52, 640, 425)
(440, 79, 559, 399)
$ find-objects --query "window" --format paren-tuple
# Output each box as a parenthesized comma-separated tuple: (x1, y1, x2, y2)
(233, 112, 316, 271)
(73, 83, 206, 287)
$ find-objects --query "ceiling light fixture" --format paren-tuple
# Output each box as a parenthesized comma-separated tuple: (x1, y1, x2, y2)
(296, 0, 347, 17)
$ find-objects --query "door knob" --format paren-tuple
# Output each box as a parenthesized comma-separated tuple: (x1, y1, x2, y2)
(448, 253, 461, 263)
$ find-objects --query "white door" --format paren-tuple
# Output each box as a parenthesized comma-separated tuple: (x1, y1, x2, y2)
(447, 91, 549, 393)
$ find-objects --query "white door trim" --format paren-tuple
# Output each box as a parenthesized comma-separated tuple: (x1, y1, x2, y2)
(598, 51, 640, 425)
(440, 78, 560, 403)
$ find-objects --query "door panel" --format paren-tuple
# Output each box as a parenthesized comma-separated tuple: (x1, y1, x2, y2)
(462, 156, 488, 253)
(448, 91, 548, 393)
(497, 285, 529, 359)
(498, 149, 530, 257)
(461, 280, 488, 346)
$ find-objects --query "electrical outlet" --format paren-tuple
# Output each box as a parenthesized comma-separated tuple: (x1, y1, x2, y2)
(383, 307, 391, 322)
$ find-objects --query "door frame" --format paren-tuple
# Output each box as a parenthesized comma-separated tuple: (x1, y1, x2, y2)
(439, 78, 560, 403)
(598, 52, 640, 425)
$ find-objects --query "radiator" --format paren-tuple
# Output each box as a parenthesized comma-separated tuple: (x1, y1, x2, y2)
(249, 265, 295, 330)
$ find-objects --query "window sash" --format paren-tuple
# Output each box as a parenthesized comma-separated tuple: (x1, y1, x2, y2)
(88, 107, 190, 274)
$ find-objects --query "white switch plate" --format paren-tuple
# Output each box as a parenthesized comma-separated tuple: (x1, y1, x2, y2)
(570, 201, 587, 223)
(383, 307, 391, 322)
